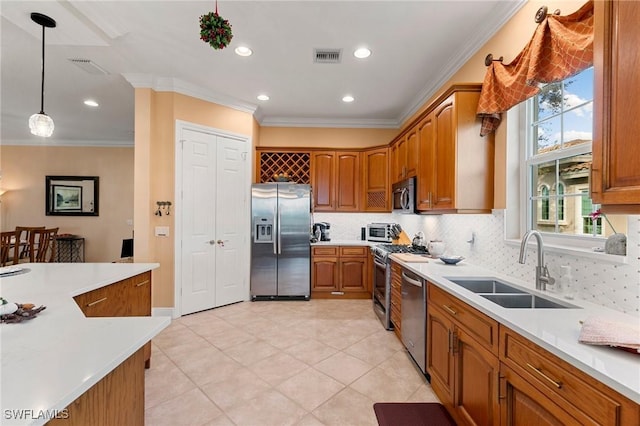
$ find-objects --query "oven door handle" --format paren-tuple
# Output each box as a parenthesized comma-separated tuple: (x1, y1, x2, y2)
(373, 258, 387, 268)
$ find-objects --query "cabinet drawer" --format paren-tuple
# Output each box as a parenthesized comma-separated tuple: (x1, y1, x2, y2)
(501, 327, 632, 425)
(428, 283, 498, 354)
(339, 246, 368, 257)
(312, 246, 338, 256)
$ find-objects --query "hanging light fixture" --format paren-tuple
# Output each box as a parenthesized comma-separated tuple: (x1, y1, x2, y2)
(28, 12, 56, 137)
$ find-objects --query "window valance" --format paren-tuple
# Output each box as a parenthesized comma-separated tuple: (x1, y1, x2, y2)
(477, 1, 594, 136)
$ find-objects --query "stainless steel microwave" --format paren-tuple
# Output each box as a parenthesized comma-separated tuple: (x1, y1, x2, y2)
(366, 223, 395, 242)
(392, 177, 416, 214)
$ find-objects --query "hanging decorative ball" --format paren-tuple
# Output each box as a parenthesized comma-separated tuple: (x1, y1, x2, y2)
(199, 12, 233, 50)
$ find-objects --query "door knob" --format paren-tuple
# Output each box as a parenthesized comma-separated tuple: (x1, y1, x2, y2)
(207, 240, 215, 245)
(216, 239, 225, 247)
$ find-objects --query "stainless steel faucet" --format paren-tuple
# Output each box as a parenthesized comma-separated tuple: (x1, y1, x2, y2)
(518, 230, 555, 291)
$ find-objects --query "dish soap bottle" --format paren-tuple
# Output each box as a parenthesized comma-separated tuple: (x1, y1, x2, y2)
(559, 265, 575, 299)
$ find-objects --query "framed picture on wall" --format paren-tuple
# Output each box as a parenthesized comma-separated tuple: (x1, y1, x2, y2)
(52, 185, 82, 211)
(46, 176, 99, 216)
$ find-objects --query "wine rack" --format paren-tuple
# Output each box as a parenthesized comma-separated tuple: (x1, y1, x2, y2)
(259, 152, 311, 184)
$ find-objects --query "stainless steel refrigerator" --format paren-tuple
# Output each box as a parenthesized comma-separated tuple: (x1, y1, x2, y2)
(250, 183, 311, 300)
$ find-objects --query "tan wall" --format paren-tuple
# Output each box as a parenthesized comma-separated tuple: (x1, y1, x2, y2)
(134, 90, 255, 308)
(0, 146, 134, 262)
(400, 0, 586, 209)
(258, 127, 397, 149)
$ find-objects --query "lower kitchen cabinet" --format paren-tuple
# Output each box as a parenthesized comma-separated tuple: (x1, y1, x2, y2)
(73, 271, 153, 367)
(390, 261, 402, 339)
(499, 327, 639, 426)
(426, 282, 639, 426)
(48, 348, 145, 426)
(427, 283, 500, 426)
(312, 246, 370, 299)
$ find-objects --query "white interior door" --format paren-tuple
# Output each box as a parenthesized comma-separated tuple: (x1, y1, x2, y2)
(178, 125, 249, 315)
(214, 136, 248, 307)
(180, 128, 217, 315)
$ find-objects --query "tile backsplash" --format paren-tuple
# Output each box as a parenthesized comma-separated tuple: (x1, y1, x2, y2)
(314, 211, 640, 316)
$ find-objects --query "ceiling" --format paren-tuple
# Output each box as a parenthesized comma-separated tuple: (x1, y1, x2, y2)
(1, 1, 525, 146)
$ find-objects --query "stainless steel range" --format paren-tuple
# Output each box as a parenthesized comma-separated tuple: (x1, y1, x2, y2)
(371, 243, 428, 330)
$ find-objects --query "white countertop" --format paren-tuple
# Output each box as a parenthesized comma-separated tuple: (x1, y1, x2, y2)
(311, 240, 375, 246)
(0, 263, 170, 426)
(390, 254, 640, 404)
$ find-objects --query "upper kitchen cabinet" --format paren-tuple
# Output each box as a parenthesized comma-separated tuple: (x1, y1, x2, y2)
(336, 152, 360, 211)
(591, 0, 640, 213)
(391, 127, 419, 183)
(311, 151, 360, 211)
(311, 151, 336, 211)
(362, 147, 390, 211)
(416, 84, 494, 214)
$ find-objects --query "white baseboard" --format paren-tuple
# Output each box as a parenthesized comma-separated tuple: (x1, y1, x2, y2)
(152, 307, 175, 318)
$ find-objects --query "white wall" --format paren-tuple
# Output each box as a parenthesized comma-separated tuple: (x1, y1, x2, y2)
(315, 212, 640, 317)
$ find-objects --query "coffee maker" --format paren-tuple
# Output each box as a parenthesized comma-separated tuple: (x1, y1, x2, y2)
(313, 222, 331, 241)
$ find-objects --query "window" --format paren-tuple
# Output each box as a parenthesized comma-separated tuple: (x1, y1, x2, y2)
(524, 67, 626, 238)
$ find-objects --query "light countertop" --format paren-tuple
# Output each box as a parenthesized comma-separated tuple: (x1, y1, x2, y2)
(311, 240, 375, 246)
(390, 254, 640, 404)
(0, 263, 171, 426)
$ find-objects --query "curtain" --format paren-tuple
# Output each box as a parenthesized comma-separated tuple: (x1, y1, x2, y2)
(477, 1, 594, 136)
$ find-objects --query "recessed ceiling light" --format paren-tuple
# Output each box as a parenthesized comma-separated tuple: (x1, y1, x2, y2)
(84, 99, 99, 107)
(257, 94, 270, 101)
(353, 47, 371, 59)
(342, 95, 355, 103)
(235, 46, 253, 57)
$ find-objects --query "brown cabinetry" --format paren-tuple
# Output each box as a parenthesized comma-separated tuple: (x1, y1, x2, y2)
(391, 127, 419, 183)
(390, 261, 402, 340)
(417, 85, 494, 213)
(362, 147, 390, 211)
(426, 282, 639, 426)
(427, 282, 500, 426)
(591, 0, 640, 212)
(499, 327, 639, 426)
(48, 348, 145, 426)
(311, 151, 360, 211)
(311, 151, 336, 211)
(74, 272, 152, 367)
(312, 246, 370, 299)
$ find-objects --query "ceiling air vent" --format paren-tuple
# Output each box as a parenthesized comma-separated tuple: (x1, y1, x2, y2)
(68, 58, 110, 75)
(313, 48, 342, 64)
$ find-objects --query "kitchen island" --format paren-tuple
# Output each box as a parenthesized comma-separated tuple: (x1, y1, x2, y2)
(0, 263, 170, 426)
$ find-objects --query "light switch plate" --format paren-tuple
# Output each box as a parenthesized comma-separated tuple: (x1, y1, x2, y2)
(155, 226, 169, 237)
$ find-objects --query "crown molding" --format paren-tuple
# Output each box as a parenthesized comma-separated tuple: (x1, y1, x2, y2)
(398, 0, 527, 126)
(259, 117, 399, 129)
(122, 74, 258, 115)
(1, 139, 133, 147)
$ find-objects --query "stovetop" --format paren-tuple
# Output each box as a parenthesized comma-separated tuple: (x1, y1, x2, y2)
(374, 244, 429, 255)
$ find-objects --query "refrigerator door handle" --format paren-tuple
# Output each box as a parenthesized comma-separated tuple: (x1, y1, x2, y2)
(273, 211, 278, 255)
(277, 206, 282, 254)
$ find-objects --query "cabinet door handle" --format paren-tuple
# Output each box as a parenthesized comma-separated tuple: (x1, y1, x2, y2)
(447, 329, 452, 353)
(86, 297, 107, 307)
(136, 280, 150, 287)
(526, 363, 563, 389)
(452, 332, 459, 354)
(497, 371, 505, 402)
(443, 304, 457, 316)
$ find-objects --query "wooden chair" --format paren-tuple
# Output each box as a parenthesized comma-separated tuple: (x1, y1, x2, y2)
(1, 230, 19, 266)
(29, 228, 59, 263)
(15, 226, 45, 261)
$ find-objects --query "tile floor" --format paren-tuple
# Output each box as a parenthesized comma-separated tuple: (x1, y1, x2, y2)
(145, 299, 440, 426)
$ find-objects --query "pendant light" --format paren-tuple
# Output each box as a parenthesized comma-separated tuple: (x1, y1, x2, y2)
(28, 12, 56, 137)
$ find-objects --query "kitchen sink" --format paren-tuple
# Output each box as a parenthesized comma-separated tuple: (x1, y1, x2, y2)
(480, 293, 575, 309)
(446, 278, 526, 294)
(445, 277, 579, 309)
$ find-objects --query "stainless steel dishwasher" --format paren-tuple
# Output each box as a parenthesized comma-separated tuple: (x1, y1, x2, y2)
(401, 268, 426, 374)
